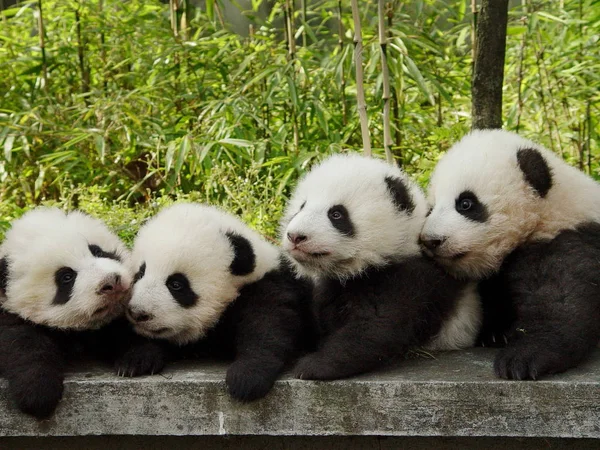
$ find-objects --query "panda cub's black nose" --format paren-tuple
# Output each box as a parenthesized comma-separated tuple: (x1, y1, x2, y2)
(419, 236, 446, 251)
(287, 232, 307, 245)
(100, 274, 122, 292)
(127, 307, 153, 323)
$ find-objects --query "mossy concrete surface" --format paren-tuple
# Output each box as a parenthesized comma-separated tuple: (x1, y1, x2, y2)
(1, 348, 599, 438)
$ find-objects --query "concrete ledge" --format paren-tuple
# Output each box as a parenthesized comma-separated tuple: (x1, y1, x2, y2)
(1, 348, 600, 438)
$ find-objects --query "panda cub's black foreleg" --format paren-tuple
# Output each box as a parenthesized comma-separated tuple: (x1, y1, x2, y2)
(225, 276, 307, 401)
(493, 227, 600, 380)
(0, 316, 65, 419)
(293, 320, 402, 380)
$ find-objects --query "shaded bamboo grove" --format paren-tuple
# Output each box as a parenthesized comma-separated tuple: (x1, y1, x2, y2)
(0, 0, 598, 236)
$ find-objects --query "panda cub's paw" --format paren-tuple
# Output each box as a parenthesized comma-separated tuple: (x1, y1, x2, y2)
(226, 360, 276, 402)
(494, 343, 559, 380)
(10, 371, 64, 419)
(293, 353, 337, 380)
(115, 341, 166, 377)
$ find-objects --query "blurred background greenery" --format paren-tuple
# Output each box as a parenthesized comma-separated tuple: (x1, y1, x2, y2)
(0, 0, 598, 242)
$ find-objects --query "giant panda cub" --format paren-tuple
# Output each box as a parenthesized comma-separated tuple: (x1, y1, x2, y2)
(280, 153, 481, 380)
(421, 129, 600, 380)
(122, 203, 312, 401)
(0, 207, 150, 419)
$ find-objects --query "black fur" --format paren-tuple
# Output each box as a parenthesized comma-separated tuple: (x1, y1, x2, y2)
(226, 232, 256, 276)
(119, 258, 314, 402)
(478, 222, 600, 379)
(0, 315, 161, 419)
(166, 273, 198, 308)
(385, 176, 415, 214)
(517, 148, 553, 198)
(52, 267, 77, 305)
(327, 205, 355, 236)
(88, 244, 121, 262)
(293, 256, 468, 380)
(455, 190, 489, 223)
(0, 257, 8, 294)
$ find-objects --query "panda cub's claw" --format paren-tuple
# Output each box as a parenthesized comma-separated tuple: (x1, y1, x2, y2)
(494, 345, 547, 380)
(114, 342, 166, 378)
(10, 371, 64, 419)
(225, 360, 275, 402)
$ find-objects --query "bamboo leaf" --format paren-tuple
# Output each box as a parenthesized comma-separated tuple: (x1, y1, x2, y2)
(3, 135, 15, 162)
(404, 55, 434, 105)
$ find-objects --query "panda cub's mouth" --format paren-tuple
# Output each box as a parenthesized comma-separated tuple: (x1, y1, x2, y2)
(136, 324, 171, 337)
(93, 305, 109, 316)
(290, 248, 330, 260)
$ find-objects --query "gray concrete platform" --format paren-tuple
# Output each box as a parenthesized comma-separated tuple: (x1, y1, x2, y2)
(1, 348, 600, 439)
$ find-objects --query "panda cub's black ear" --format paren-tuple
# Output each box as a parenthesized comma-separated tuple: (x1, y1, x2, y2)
(385, 176, 415, 214)
(517, 148, 553, 198)
(0, 257, 8, 296)
(225, 232, 256, 276)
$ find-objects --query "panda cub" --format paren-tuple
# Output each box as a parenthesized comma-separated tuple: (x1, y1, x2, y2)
(421, 129, 600, 380)
(123, 203, 312, 401)
(281, 153, 481, 380)
(0, 207, 141, 419)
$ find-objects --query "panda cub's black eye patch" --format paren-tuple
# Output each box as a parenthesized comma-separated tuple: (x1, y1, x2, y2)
(455, 191, 489, 223)
(53, 267, 77, 305)
(328, 205, 355, 236)
(166, 273, 198, 308)
(88, 244, 121, 262)
(133, 263, 146, 284)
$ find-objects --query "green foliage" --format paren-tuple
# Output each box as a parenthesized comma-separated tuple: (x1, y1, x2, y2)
(0, 0, 598, 236)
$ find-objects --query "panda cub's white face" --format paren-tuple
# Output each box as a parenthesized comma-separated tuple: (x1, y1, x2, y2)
(281, 153, 427, 280)
(0, 208, 132, 330)
(127, 203, 280, 345)
(421, 130, 549, 279)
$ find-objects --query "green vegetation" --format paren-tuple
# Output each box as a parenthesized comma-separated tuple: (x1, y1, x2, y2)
(0, 0, 598, 241)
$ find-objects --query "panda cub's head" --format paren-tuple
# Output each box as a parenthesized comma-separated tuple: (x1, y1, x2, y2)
(0, 207, 132, 330)
(281, 153, 427, 280)
(420, 129, 596, 279)
(126, 203, 280, 345)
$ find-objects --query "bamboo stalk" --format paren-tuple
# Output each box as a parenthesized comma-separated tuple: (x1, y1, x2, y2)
(378, 0, 393, 164)
(38, 0, 48, 88)
(586, 101, 592, 175)
(536, 37, 562, 152)
(284, 0, 299, 153)
(75, 4, 89, 98)
(180, 0, 189, 40)
(214, 0, 225, 28)
(301, 0, 307, 47)
(350, 0, 372, 157)
(534, 48, 555, 151)
(170, 0, 178, 36)
(337, 0, 348, 125)
(285, 0, 296, 60)
(389, 1, 402, 162)
(515, 0, 527, 133)
(99, 0, 107, 91)
(470, 0, 478, 67)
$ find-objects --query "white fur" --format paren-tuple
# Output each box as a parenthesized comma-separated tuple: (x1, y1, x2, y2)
(422, 129, 600, 279)
(127, 202, 281, 345)
(280, 153, 428, 280)
(0, 207, 132, 330)
(425, 282, 482, 351)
